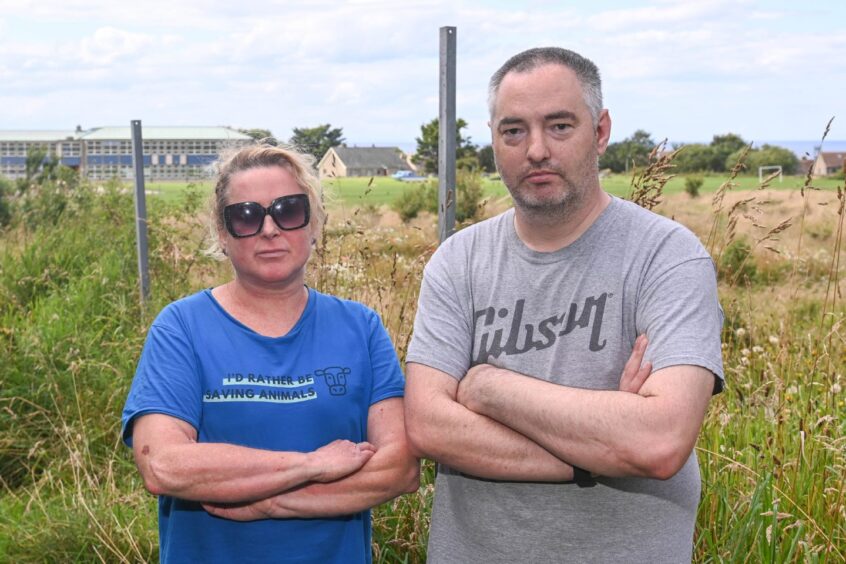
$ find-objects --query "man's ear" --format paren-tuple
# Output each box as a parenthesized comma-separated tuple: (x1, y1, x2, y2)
(595, 109, 612, 156)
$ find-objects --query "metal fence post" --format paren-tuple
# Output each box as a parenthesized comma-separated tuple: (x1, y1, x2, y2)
(438, 26, 457, 243)
(131, 120, 150, 308)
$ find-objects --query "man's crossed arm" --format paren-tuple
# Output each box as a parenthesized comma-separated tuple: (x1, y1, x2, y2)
(405, 336, 714, 481)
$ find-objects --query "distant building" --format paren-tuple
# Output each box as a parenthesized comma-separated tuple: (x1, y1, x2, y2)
(812, 152, 846, 177)
(0, 126, 252, 181)
(0, 129, 78, 180)
(318, 146, 413, 179)
(797, 157, 815, 177)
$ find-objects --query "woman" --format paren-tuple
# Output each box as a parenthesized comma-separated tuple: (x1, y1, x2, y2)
(121, 143, 419, 563)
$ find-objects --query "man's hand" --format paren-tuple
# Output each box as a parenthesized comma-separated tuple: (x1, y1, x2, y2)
(309, 440, 376, 483)
(458, 335, 652, 410)
(617, 334, 652, 393)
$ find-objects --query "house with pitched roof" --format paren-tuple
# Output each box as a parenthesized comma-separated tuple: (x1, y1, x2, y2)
(797, 157, 816, 177)
(812, 152, 846, 177)
(317, 146, 414, 179)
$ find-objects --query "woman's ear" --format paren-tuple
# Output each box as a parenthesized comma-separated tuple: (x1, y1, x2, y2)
(218, 229, 228, 256)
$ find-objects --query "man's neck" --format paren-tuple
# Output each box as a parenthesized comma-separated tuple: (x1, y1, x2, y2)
(513, 190, 612, 252)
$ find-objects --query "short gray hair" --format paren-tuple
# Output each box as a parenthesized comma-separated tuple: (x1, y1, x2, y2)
(488, 47, 603, 125)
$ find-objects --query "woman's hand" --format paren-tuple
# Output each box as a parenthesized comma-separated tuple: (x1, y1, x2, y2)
(309, 439, 376, 483)
(202, 439, 377, 521)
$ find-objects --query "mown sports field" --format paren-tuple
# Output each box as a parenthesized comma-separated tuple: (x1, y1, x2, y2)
(144, 173, 845, 207)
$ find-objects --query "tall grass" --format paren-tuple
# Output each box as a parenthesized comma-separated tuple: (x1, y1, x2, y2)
(0, 152, 844, 562)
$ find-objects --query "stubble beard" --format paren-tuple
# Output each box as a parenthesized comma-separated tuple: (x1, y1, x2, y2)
(504, 158, 598, 225)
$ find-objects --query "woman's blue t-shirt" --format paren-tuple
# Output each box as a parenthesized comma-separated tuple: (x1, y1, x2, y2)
(121, 287, 405, 563)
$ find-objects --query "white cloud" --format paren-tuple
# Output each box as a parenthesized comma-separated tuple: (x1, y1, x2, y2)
(327, 81, 363, 105)
(78, 27, 155, 65)
(587, 0, 743, 32)
(0, 0, 843, 143)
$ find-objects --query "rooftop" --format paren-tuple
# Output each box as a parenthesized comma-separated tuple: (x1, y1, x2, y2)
(80, 126, 252, 141)
(327, 146, 409, 169)
(819, 151, 845, 168)
(0, 126, 253, 142)
(0, 130, 78, 142)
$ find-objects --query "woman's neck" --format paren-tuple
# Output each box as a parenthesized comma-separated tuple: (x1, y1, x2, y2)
(212, 278, 309, 338)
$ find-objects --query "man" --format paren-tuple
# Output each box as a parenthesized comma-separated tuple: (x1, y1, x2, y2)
(404, 47, 724, 562)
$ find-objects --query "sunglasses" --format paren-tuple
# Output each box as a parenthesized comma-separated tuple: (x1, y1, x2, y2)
(223, 194, 310, 238)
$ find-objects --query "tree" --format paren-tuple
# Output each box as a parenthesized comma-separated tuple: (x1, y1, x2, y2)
(289, 124, 345, 162)
(24, 146, 48, 183)
(238, 128, 274, 142)
(673, 144, 716, 173)
(412, 118, 478, 175)
(478, 145, 497, 174)
(599, 130, 655, 173)
(725, 144, 799, 175)
(709, 133, 747, 172)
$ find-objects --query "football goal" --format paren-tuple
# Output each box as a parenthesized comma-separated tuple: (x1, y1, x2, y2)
(758, 165, 783, 183)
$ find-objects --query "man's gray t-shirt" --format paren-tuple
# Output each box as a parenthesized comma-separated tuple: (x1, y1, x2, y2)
(406, 197, 724, 563)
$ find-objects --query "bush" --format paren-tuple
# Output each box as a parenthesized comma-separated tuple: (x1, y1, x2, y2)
(0, 176, 12, 228)
(719, 238, 757, 284)
(684, 176, 704, 198)
(391, 170, 485, 224)
(455, 170, 485, 223)
(392, 182, 437, 222)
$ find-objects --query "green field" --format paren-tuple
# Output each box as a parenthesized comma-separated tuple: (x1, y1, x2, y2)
(144, 173, 845, 210)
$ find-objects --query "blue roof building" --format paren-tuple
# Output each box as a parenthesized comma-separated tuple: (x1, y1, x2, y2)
(0, 126, 252, 181)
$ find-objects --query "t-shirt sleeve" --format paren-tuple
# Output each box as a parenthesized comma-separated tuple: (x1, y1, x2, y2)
(121, 307, 203, 446)
(405, 242, 474, 380)
(636, 251, 725, 393)
(367, 310, 406, 405)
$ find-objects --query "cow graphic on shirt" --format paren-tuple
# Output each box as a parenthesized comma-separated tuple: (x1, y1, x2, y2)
(315, 366, 351, 396)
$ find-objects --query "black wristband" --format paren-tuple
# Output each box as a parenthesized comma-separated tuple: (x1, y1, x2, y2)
(573, 465, 596, 488)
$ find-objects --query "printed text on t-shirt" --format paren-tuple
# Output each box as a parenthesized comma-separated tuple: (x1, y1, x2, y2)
(474, 294, 609, 364)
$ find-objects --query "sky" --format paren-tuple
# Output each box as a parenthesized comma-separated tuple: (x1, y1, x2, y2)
(1, 0, 844, 154)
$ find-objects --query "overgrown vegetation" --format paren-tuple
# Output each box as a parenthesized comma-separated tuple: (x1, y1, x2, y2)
(391, 169, 486, 224)
(1, 145, 844, 561)
(0, 177, 12, 227)
(685, 175, 704, 198)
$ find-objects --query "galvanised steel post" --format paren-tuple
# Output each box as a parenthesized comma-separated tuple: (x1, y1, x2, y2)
(131, 120, 150, 308)
(438, 26, 457, 243)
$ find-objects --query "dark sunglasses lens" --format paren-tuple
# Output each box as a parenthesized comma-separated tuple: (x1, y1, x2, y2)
(271, 196, 308, 230)
(229, 203, 265, 236)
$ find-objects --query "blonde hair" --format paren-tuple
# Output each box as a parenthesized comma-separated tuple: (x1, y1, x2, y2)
(206, 141, 326, 260)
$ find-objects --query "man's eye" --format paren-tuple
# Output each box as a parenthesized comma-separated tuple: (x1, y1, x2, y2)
(552, 123, 572, 132)
(502, 128, 522, 137)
